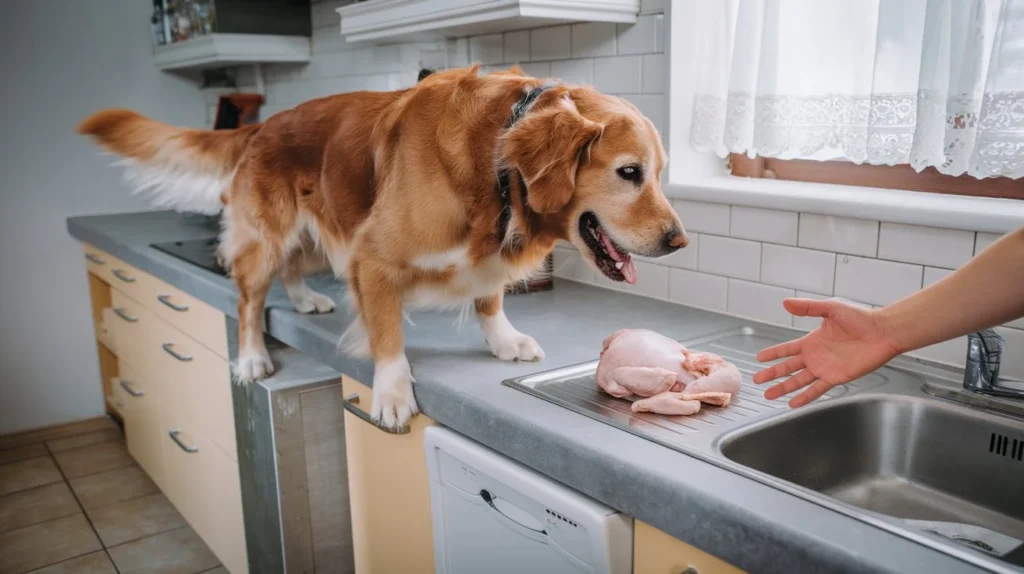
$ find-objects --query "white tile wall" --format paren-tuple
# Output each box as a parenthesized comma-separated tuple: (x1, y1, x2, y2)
(698, 235, 761, 281)
(975, 232, 1004, 255)
(571, 22, 617, 58)
(594, 56, 642, 94)
(673, 200, 730, 235)
(504, 30, 531, 63)
(834, 255, 923, 306)
(623, 261, 669, 300)
(530, 26, 571, 61)
(469, 34, 504, 65)
(727, 280, 795, 326)
(798, 214, 879, 257)
(760, 244, 836, 294)
(669, 269, 727, 311)
(922, 266, 953, 287)
(730, 206, 798, 245)
(877, 223, 975, 269)
(273, 2, 1021, 375)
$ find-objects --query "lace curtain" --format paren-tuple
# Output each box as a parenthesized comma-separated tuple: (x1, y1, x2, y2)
(689, 0, 1024, 179)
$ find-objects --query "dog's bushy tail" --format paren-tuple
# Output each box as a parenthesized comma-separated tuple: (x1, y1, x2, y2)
(78, 109, 260, 215)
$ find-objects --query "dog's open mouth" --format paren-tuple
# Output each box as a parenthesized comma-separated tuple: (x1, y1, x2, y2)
(580, 212, 637, 284)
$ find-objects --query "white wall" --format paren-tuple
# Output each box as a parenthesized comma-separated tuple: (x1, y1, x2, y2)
(0, 0, 205, 433)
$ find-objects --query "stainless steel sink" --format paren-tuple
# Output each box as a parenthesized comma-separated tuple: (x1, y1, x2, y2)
(504, 325, 1024, 572)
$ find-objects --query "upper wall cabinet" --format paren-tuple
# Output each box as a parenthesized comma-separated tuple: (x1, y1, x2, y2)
(152, 0, 312, 71)
(338, 0, 640, 43)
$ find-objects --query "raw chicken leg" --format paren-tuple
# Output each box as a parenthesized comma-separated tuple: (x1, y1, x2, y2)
(596, 329, 741, 416)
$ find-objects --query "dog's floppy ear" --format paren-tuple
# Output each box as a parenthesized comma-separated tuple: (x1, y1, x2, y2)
(502, 100, 603, 214)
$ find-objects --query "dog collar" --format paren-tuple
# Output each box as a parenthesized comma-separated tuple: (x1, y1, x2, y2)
(497, 82, 556, 243)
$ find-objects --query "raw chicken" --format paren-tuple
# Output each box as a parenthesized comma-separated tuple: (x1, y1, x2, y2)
(596, 329, 742, 416)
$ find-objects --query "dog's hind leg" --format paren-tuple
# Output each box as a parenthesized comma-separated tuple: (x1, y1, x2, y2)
(280, 250, 335, 314)
(232, 240, 280, 382)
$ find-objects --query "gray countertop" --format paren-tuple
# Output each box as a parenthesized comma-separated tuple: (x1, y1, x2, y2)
(68, 211, 983, 574)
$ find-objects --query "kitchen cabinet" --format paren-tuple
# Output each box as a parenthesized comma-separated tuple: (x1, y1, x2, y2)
(80, 244, 246, 573)
(342, 376, 436, 573)
(633, 520, 746, 574)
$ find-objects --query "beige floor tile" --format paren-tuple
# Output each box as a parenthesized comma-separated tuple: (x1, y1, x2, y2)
(0, 514, 101, 574)
(0, 444, 48, 466)
(52, 442, 133, 479)
(69, 465, 157, 510)
(0, 418, 118, 451)
(198, 568, 227, 574)
(0, 457, 63, 496)
(46, 428, 123, 454)
(0, 482, 80, 534)
(108, 526, 219, 574)
(24, 551, 116, 574)
(88, 493, 186, 547)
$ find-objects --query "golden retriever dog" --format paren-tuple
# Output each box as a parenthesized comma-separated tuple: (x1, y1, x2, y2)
(78, 65, 688, 429)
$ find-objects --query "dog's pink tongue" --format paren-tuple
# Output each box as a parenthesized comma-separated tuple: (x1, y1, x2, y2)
(621, 256, 638, 284)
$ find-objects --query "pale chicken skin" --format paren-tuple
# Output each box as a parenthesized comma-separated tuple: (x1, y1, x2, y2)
(596, 329, 742, 415)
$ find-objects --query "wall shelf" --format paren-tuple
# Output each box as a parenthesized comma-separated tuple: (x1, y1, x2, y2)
(153, 34, 311, 71)
(338, 0, 639, 43)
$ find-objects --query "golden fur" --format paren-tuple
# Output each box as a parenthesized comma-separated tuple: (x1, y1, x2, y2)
(78, 65, 687, 428)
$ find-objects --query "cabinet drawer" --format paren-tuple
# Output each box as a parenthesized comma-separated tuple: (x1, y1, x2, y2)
(136, 276, 229, 360)
(633, 520, 746, 574)
(118, 358, 166, 489)
(84, 245, 154, 302)
(159, 428, 247, 574)
(150, 318, 236, 461)
(109, 289, 158, 365)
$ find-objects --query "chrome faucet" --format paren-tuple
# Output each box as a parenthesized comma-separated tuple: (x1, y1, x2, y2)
(963, 329, 1024, 399)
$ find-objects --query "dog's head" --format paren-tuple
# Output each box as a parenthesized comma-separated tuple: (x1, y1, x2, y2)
(501, 86, 686, 284)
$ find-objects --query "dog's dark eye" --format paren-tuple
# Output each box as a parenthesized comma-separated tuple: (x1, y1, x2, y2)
(616, 165, 643, 184)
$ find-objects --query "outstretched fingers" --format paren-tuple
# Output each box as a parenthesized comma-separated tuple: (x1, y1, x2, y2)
(756, 338, 803, 363)
(790, 379, 836, 408)
(752, 355, 805, 384)
(764, 369, 817, 401)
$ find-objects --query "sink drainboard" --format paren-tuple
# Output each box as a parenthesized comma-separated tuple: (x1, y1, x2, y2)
(503, 326, 888, 456)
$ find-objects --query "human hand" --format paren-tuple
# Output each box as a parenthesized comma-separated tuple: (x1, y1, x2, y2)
(752, 298, 901, 407)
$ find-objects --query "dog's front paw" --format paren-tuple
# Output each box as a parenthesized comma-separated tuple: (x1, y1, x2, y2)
(370, 356, 419, 430)
(488, 332, 545, 362)
(235, 349, 275, 382)
(292, 290, 336, 314)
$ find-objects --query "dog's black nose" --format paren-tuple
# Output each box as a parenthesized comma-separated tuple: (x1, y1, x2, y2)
(663, 228, 689, 252)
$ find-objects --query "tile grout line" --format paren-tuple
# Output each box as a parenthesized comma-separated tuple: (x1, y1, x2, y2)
(44, 441, 123, 574)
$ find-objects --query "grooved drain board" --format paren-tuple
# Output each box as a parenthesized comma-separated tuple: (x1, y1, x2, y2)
(503, 326, 889, 457)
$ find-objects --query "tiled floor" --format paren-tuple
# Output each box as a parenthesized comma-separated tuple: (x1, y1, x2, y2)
(0, 417, 223, 574)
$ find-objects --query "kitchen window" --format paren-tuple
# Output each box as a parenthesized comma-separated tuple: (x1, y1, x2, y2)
(663, 0, 1024, 228)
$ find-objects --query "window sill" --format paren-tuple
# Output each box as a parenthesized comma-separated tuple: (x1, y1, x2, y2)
(665, 175, 1024, 234)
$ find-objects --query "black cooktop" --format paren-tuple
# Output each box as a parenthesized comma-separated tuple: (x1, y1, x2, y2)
(151, 237, 230, 277)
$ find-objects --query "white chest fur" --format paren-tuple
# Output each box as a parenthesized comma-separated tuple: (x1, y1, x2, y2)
(406, 246, 539, 309)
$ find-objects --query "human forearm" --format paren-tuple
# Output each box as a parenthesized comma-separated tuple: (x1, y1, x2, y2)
(878, 226, 1024, 354)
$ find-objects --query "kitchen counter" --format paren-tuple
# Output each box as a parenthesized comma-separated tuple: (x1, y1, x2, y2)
(68, 211, 984, 574)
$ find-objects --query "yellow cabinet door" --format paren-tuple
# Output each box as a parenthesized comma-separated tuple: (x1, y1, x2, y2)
(342, 376, 436, 574)
(633, 520, 746, 574)
(118, 357, 166, 490)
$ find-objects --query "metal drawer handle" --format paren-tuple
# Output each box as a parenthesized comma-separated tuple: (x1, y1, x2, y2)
(161, 343, 193, 362)
(157, 294, 189, 312)
(85, 253, 106, 265)
(119, 379, 144, 397)
(168, 429, 198, 453)
(113, 308, 138, 323)
(112, 269, 136, 283)
(681, 568, 700, 574)
(342, 393, 411, 435)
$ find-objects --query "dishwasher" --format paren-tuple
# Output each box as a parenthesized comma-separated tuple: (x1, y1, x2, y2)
(424, 426, 633, 574)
